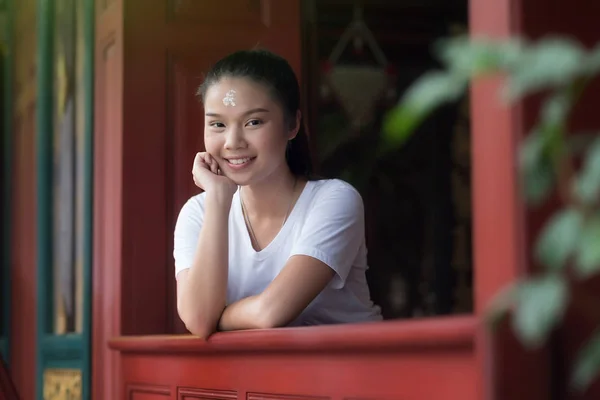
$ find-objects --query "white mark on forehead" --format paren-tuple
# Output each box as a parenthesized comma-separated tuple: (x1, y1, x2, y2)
(223, 89, 237, 107)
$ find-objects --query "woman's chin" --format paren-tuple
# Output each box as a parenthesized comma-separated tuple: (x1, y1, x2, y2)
(225, 175, 251, 187)
(228, 174, 265, 188)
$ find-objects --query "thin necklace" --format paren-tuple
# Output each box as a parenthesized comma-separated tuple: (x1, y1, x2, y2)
(240, 177, 298, 251)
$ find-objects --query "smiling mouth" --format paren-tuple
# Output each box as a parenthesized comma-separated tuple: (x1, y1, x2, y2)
(224, 157, 256, 167)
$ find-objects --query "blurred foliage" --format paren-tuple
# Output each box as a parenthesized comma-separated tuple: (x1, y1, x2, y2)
(382, 35, 600, 392)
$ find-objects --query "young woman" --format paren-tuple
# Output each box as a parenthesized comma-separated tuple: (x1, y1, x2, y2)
(174, 49, 382, 339)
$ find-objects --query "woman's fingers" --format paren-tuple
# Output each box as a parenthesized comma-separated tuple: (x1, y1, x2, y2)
(203, 153, 220, 175)
(193, 152, 208, 171)
(192, 152, 227, 190)
(192, 152, 212, 189)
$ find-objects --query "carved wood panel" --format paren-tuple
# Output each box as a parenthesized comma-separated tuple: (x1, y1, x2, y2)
(247, 393, 329, 400)
(43, 368, 82, 400)
(127, 383, 171, 399)
(177, 387, 237, 399)
(167, 0, 271, 26)
(166, 51, 224, 333)
(167, 55, 208, 220)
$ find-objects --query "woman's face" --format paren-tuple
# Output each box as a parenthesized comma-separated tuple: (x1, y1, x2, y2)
(203, 77, 297, 186)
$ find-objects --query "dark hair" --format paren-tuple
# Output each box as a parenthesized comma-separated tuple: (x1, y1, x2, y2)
(197, 49, 314, 179)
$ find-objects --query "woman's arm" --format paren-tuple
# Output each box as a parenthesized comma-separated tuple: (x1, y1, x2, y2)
(218, 255, 335, 330)
(177, 191, 232, 338)
(219, 183, 365, 331)
(176, 152, 237, 339)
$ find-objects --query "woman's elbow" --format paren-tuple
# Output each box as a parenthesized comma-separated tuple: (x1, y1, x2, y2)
(185, 322, 215, 340)
(178, 308, 217, 340)
(253, 302, 290, 330)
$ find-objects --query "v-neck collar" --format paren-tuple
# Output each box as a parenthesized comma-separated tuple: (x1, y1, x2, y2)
(235, 180, 312, 259)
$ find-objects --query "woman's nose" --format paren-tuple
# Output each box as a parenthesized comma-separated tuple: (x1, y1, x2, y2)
(224, 126, 246, 150)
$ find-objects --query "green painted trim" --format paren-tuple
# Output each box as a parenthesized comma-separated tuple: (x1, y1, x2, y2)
(40, 336, 85, 373)
(81, 0, 94, 398)
(35, 0, 94, 398)
(36, 0, 54, 398)
(41, 335, 82, 360)
(1, 0, 13, 364)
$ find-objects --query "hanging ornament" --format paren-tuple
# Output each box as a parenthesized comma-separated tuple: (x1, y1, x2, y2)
(319, 2, 396, 132)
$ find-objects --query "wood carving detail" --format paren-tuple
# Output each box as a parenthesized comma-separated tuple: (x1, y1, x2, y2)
(177, 387, 237, 399)
(43, 368, 82, 400)
(127, 383, 171, 398)
(167, 0, 270, 26)
(247, 393, 330, 400)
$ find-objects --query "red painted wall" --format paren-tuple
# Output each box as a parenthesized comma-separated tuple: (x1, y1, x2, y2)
(93, 1, 303, 398)
(10, 0, 38, 399)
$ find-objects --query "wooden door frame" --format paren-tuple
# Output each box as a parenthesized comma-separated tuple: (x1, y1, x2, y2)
(34, 0, 95, 398)
(92, 0, 553, 399)
(0, 0, 14, 364)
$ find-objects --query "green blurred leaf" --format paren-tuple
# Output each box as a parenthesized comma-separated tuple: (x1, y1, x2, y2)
(584, 43, 600, 74)
(382, 71, 466, 151)
(532, 92, 570, 164)
(380, 105, 422, 151)
(519, 92, 572, 206)
(505, 37, 586, 100)
(539, 92, 571, 133)
(573, 136, 600, 205)
(434, 36, 524, 77)
(572, 329, 600, 392)
(485, 282, 518, 331)
(513, 275, 568, 348)
(519, 132, 555, 205)
(574, 214, 600, 278)
(535, 208, 583, 271)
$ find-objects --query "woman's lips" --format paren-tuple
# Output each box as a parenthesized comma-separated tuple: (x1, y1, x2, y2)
(224, 157, 256, 170)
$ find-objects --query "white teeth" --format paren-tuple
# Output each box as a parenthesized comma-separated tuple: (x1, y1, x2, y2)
(228, 157, 251, 165)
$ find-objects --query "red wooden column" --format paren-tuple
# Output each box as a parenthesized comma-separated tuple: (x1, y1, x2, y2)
(10, 0, 39, 399)
(470, 1, 552, 399)
(93, 1, 125, 399)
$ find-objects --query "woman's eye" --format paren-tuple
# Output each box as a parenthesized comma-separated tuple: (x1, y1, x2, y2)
(209, 122, 225, 128)
(246, 119, 262, 126)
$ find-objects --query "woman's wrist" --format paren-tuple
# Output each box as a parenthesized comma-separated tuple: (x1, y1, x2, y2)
(205, 185, 236, 207)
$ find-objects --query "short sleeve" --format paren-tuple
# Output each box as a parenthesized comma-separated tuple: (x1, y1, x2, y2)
(289, 183, 365, 289)
(173, 195, 205, 279)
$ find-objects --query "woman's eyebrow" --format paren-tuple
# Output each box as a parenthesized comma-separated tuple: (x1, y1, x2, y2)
(205, 108, 270, 118)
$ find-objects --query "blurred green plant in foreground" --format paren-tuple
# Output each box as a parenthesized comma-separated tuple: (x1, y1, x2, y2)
(382, 35, 600, 392)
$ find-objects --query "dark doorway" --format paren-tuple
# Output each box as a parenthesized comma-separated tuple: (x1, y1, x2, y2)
(302, 0, 472, 319)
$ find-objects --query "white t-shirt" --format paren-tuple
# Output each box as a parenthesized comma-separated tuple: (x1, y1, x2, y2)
(173, 178, 382, 326)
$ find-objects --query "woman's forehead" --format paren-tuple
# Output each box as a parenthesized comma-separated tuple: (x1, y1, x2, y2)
(205, 77, 272, 107)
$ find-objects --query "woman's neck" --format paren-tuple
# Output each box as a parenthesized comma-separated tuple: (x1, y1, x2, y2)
(240, 168, 299, 219)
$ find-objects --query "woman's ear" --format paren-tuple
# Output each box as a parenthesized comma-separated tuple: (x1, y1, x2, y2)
(288, 110, 301, 140)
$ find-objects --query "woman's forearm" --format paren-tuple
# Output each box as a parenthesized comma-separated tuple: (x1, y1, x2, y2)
(178, 191, 231, 338)
(218, 295, 267, 331)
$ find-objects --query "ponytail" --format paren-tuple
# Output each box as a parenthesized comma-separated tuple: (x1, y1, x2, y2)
(286, 120, 313, 178)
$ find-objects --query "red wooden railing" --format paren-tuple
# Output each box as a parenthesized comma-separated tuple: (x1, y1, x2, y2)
(109, 316, 478, 400)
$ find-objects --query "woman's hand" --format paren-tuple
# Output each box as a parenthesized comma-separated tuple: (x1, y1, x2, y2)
(192, 152, 237, 199)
